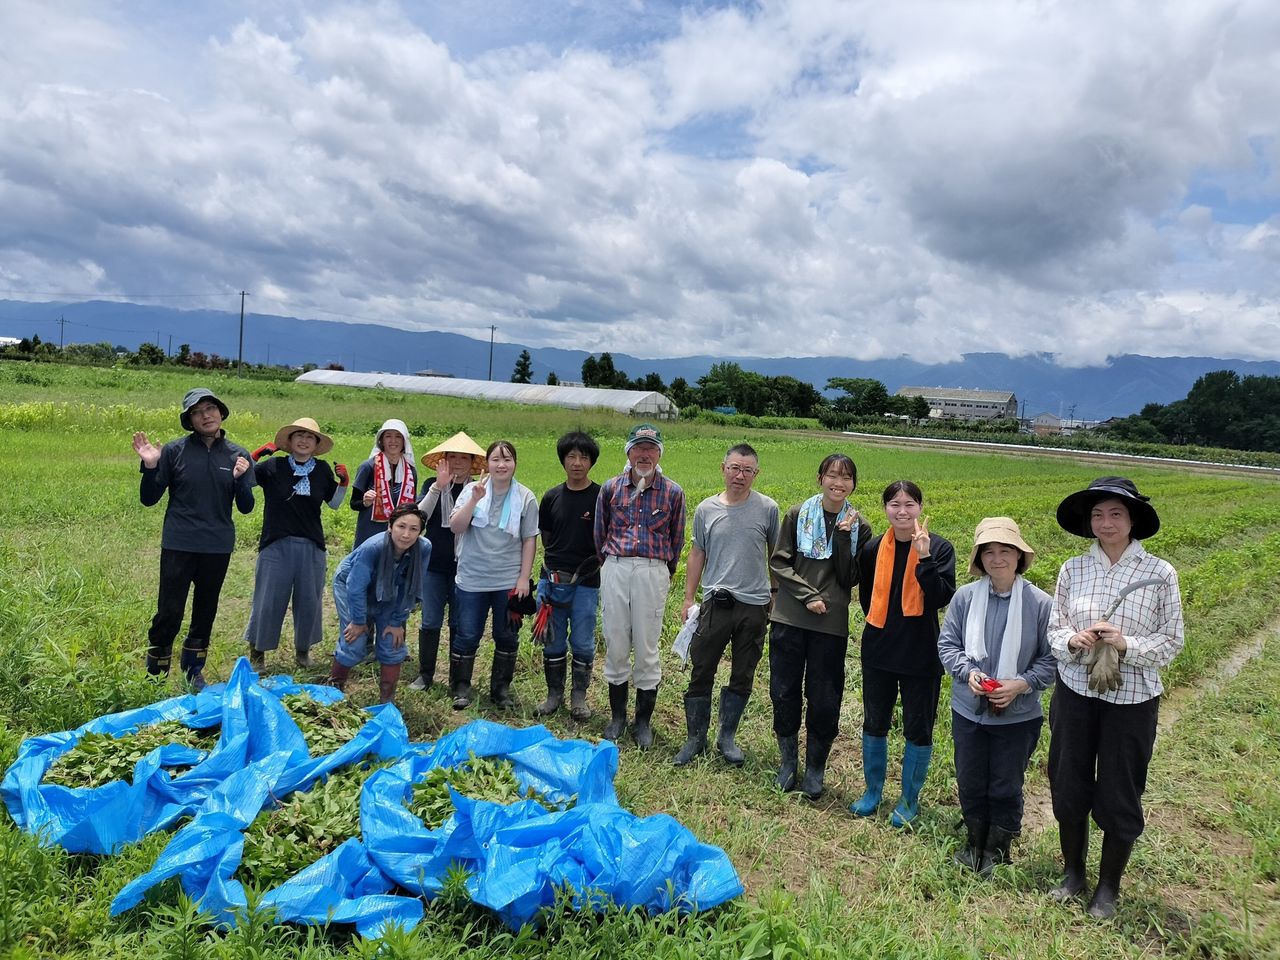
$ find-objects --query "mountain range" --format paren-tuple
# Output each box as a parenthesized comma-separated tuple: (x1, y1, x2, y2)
(3, 298, 1277, 420)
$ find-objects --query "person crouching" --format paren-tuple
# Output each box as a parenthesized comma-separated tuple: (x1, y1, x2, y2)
(328, 504, 431, 704)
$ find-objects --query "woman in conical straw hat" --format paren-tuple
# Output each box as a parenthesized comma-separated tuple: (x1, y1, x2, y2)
(407, 432, 487, 693)
(244, 417, 348, 673)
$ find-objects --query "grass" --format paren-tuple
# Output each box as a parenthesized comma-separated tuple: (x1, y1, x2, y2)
(2, 361, 1279, 958)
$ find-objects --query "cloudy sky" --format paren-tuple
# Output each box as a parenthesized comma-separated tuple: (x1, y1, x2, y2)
(2, 0, 1278, 365)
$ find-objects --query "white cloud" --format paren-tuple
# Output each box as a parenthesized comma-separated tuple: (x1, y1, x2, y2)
(0, 0, 1278, 365)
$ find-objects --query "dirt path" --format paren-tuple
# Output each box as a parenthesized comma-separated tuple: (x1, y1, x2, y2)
(1020, 617, 1280, 835)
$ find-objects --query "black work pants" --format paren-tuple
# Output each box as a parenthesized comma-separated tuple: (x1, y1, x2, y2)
(685, 597, 768, 699)
(147, 548, 232, 660)
(1048, 681, 1158, 842)
(861, 664, 942, 746)
(952, 711, 1043, 831)
(769, 621, 847, 743)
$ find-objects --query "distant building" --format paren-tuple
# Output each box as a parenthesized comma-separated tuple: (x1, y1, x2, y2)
(1031, 413, 1099, 436)
(896, 386, 1018, 420)
(413, 369, 455, 378)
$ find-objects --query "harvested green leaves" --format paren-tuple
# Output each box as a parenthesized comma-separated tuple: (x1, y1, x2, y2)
(42, 720, 216, 789)
(407, 755, 566, 829)
(239, 762, 383, 890)
(280, 693, 368, 756)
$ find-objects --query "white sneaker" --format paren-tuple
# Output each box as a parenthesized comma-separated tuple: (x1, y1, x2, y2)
(408, 675, 428, 691)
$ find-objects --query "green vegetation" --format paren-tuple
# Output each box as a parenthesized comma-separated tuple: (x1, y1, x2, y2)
(2, 360, 1279, 957)
(239, 762, 382, 890)
(280, 693, 370, 757)
(407, 755, 561, 829)
(42, 721, 216, 789)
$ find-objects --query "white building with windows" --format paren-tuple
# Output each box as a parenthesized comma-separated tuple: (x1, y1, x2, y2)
(896, 386, 1018, 420)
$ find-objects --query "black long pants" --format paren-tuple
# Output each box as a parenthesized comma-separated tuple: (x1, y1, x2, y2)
(769, 621, 847, 743)
(861, 664, 941, 746)
(952, 711, 1043, 831)
(685, 597, 768, 699)
(1048, 681, 1158, 842)
(147, 548, 232, 663)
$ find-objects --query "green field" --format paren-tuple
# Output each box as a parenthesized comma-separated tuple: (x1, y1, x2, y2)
(2, 361, 1278, 959)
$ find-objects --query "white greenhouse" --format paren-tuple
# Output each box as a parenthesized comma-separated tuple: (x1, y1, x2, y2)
(296, 370, 678, 419)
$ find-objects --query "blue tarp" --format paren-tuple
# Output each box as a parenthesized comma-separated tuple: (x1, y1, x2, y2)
(1, 658, 397, 854)
(110, 748, 421, 939)
(361, 720, 742, 928)
(10, 668, 743, 937)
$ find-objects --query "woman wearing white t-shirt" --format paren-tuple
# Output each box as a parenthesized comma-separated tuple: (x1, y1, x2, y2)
(447, 439, 539, 711)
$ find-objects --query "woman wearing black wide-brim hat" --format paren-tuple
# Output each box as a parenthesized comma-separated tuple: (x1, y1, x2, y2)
(1046, 476, 1185, 919)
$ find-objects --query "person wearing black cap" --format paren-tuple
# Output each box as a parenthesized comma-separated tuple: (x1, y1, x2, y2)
(1046, 476, 1184, 919)
(131, 388, 255, 689)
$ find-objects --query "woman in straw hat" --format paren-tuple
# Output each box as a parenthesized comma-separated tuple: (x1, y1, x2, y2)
(1046, 476, 1184, 919)
(244, 417, 348, 671)
(408, 432, 487, 692)
(937, 517, 1055, 875)
(350, 419, 418, 549)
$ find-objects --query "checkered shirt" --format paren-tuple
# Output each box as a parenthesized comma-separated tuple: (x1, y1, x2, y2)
(1048, 540, 1184, 704)
(594, 468, 686, 573)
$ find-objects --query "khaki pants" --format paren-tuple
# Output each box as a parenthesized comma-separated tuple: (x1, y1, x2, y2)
(600, 556, 671, 690)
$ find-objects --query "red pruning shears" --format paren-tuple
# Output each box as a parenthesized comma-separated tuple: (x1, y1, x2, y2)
(978, 676, 1004, 716)
(532, 603, 553, 645)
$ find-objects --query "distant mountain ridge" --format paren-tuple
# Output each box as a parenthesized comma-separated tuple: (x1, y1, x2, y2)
(3, 298, 1277, 420)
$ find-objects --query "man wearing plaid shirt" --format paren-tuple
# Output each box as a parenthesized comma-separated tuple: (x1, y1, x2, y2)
(595, 423, 686, 749)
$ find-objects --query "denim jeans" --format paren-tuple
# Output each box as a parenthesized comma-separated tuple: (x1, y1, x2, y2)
(536, 576, 598, 662)
(452, 587, 520, 657)
(421, 568, 458, 631)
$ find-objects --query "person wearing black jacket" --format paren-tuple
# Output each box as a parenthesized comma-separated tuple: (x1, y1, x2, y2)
(851, 479, 956, 827)
(131, 387, 255, 689)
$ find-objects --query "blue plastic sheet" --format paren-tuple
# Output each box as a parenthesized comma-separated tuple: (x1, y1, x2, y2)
(110, 686, 415, 936)
(360, 719, 742, 928)
(2, 657, 397, 854)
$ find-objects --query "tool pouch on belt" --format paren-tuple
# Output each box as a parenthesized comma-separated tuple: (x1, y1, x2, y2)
(706, 588, 735, 609)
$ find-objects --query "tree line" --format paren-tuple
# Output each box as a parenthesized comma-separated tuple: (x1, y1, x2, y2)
(1102, 370, 1280, 452)
(514, 351, 931, 423)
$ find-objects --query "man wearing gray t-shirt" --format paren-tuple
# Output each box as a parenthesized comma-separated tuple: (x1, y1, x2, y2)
(675, 443, 780, 767)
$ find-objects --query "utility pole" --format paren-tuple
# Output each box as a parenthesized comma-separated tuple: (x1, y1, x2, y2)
(167, 334, 172, 358)
(237, 291, 248, 377)
(487, 325, 497, 381)
(57, 315, 66, 349)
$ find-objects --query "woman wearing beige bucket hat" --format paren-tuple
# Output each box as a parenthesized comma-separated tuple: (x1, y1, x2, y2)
(1046, 476, 1184, 920)
(937, 517, 1055, 876)
(406, 432, 487, 693)
(244, 417, 349, 671)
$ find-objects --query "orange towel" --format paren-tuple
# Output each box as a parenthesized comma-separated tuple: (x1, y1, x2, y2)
(865, 534, 924, 628)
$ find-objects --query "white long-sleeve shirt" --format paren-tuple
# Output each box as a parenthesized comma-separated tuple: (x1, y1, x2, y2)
(1048, 540, 1184, 703)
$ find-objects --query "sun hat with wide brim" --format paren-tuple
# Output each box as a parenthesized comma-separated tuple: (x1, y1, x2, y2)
(421, 431, 487, 473)
(274, 417, 334, 456)
(179, 387, 229, 430)
(967, 516, 1036, 578)
(1056, 475, 1160, 541)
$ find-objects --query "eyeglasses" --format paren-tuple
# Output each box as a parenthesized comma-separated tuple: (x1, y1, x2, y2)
(723, 464, 758, 476)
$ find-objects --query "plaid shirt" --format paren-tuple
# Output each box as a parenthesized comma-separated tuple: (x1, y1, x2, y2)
(594, 468, 686, 575)
(1048, 540, 1184, 703)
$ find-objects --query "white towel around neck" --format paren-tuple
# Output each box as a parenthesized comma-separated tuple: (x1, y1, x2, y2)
(963, 576, 1026, 681)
